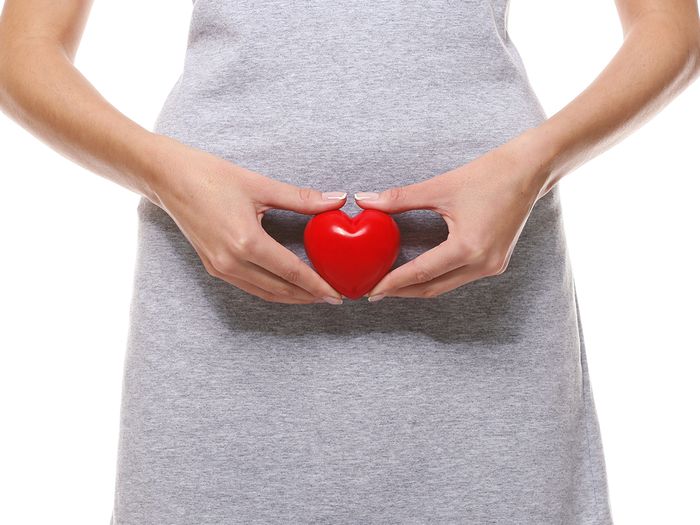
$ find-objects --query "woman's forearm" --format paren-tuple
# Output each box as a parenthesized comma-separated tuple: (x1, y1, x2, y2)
(523, 6, 700, 196)
(0, 22, 167, 203)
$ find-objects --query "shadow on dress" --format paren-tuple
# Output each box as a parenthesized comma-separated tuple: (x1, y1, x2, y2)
(190, 207, 539, 346)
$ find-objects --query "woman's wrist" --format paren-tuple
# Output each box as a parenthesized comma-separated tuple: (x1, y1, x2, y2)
(135, 133, 249, 211)
(132, 132, 193, 208)
(504, 125, 565, 201)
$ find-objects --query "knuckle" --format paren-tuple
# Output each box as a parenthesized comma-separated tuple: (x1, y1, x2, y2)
(453, 237, 473, 258)
(474, 240, 491, 260)
(454, 233, 488, 262)
(297, 186, 314, 202)
(387, 186, 405, 202)
(412, 262, 433, 284)
(231, 234, 257, 255)
(467, 240, 489, 263)
(209, 251, 235, 275)
(281, 263, 303, 284)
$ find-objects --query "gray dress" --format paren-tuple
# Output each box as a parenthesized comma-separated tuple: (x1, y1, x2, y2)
(111, 1, 614, 523)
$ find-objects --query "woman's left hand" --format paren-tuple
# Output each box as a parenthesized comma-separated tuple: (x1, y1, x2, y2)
(355, 132, 552, 300)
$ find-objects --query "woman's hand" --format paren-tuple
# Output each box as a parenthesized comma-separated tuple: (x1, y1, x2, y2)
(149, 136, 347, 305)
(354, 132, 552, 301)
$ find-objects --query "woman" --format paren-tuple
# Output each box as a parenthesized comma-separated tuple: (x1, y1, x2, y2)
(1, 0, 698, 523)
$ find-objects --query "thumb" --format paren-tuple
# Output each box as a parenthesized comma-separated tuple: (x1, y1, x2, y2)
(354, 181, 436, 213)
(260, 180, 347, 215)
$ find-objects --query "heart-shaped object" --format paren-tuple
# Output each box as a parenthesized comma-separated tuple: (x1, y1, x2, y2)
(304, 209, 400, 300)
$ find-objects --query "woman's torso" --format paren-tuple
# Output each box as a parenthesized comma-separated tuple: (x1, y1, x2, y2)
(113, 2, 613, 524)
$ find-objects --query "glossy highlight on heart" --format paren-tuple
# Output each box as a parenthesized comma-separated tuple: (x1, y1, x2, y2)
(303, 209, 400, 300)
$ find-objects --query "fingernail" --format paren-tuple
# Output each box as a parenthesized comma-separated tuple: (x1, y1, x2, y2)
(367, 293, 385, 302)
(322, 191, 347, 200)
(354, 191, 379, 201)
(323, 296, 343, 305)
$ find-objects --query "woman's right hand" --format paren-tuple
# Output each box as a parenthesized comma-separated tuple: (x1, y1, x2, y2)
(147, 136, 346, 305)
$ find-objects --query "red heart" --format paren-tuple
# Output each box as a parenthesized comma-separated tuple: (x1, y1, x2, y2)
(303, 209, 400, 300)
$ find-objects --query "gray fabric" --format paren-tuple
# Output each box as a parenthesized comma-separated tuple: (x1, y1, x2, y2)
(111, 1, 613, 523)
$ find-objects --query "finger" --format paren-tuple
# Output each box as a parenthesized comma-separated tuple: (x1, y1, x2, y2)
(367, 239, 468, 298)
(257, 179, 347, 215)
(200, 252, 319, 304)
(216, 272, 318, 304)
(245, 232, 344, 302)
(386, 264, 490, 298)
(233, 259, 323, 302)
(353, 179, 441, 214)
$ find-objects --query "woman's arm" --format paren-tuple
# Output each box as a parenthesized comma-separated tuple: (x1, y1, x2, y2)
(532, 0, 700, 196)
(0, 0, 162, 201)
(355, 0, 700, 300)
(0, 0, 346, 305)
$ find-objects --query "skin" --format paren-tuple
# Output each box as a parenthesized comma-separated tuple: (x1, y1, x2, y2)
(1, 2, 699, 305)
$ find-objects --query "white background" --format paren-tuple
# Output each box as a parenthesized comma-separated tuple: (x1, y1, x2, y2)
(1, 1, 698, 524)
